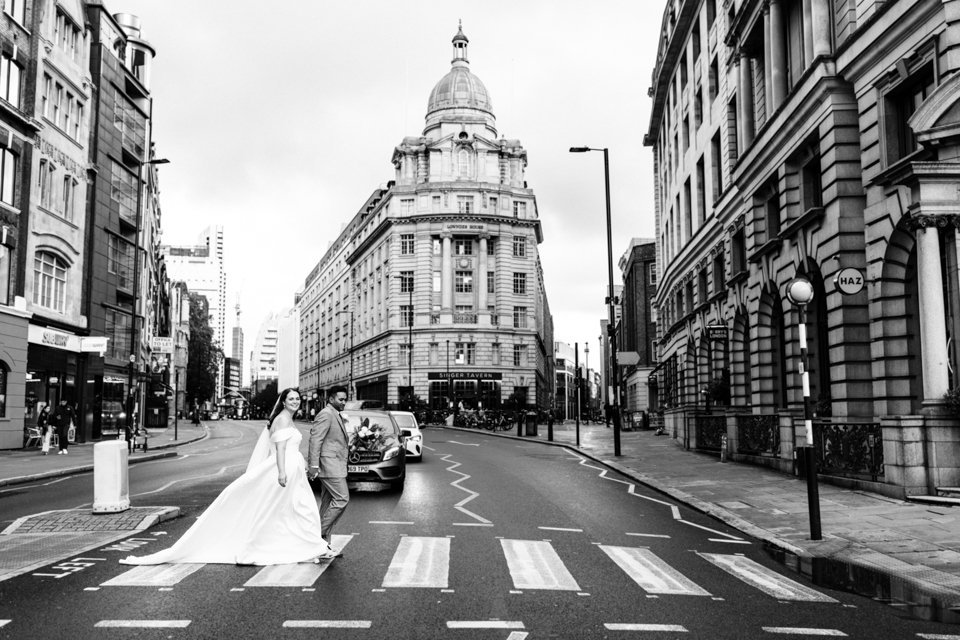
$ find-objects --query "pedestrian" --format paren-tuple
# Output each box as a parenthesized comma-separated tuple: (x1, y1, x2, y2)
(307, 385, 350, 549)
(191, 408, 201, 425)
(37, 404, 53, 455)
(120, 388, 336, 565)
(52, 399, 75, 455)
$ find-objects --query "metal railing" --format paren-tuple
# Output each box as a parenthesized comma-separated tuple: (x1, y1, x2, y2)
(453, 312, 477, 324)
(736, 414, 780, 457)
(694, 414, 727, 451)
(814, 421, 884, 482)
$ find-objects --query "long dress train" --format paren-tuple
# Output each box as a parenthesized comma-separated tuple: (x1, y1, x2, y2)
(120, 427, 331, 565)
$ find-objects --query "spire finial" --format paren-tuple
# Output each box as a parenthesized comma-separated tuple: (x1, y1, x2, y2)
(452, 20, 469, 64)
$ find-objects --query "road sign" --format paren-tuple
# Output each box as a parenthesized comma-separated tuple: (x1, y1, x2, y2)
(834, 267, 865, 295)
(150, 336, 174, 353)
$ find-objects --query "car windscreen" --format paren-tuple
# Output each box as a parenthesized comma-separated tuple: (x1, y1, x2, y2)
(391, 414, 418, 429)
(341, 412, 401, 451)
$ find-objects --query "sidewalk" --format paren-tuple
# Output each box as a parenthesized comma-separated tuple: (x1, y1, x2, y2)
(446, 420, 960, 624)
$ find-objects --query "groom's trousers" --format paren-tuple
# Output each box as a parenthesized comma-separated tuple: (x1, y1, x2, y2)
(317, 476, 350, 543)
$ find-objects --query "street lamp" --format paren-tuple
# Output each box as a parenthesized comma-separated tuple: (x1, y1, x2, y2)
(570, 146, 620, 456)
(446, 339, 451, 411)
(407, 286, 413, 408)
(786, 275, 822, 541)
(335, 309, 354, 399)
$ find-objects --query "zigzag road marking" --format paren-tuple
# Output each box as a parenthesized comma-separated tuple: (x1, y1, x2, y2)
(441, 453, 491, 525)
(566, 451, 744, 543)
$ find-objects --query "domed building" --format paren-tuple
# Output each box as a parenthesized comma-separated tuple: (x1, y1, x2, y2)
(298, 26, 554, 413)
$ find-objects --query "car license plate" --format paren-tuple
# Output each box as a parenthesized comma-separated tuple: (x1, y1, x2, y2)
(347, 465, 366, 473)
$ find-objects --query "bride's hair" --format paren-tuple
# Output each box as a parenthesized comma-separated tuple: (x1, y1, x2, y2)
(266, 388, 300, 429)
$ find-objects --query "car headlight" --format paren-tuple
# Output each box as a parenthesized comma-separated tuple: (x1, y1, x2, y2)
(409, 435, 422, 442)
(382, 446, 401, 461)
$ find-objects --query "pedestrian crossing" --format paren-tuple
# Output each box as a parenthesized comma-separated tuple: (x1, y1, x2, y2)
(100, 534, 837, 604)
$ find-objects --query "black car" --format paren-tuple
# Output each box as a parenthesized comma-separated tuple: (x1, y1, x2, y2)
(340, 409, 406, 491)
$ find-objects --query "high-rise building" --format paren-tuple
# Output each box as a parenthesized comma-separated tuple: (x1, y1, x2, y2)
(298, 26, 553, 411)
(250, 311, 280, 389)
(618, 239, 657, 418)
(232, 294, 244, 383)
(161, 225, 226, 404)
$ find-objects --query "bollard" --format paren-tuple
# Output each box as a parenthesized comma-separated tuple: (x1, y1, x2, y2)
(720, 433, 728, 463)
(92, 440, 130, 514)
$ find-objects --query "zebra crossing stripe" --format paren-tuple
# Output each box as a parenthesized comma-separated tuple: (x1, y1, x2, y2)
(605, 623, 689, 632)
(102, 563, 205, 587)
(599, 546, 710, 596)
(501, 539, 580, 591)
(283, 620, 371, 628)
(94, 620, 191, 628)
(245, 535, 354, 587)
(699, 554, 837, 602)
(382, 537, 450, 588)
(761, 628, 846, 636)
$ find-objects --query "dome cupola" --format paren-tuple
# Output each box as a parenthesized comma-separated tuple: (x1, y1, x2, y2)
(424, 23, 496, 136)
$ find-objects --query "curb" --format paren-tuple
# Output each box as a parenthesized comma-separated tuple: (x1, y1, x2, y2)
(441, 425, 960, 624)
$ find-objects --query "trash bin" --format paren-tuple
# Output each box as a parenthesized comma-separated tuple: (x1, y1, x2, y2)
(524, 412, 538, 436)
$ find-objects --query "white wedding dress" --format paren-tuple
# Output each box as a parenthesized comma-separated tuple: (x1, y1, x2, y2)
(120, 426, 331, 565)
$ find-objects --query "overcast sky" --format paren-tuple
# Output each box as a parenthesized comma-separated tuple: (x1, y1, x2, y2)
(115, 0, 660, 370)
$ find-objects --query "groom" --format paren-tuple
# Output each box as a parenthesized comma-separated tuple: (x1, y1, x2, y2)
(308, 385, 350, 554)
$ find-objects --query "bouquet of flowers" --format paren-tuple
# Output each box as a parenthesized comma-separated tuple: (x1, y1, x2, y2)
(349, 418, 386, 453)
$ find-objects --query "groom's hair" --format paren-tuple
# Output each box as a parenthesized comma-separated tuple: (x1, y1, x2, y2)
(328, 385, 347, 399)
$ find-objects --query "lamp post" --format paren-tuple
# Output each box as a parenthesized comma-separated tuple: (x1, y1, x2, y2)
(786, 276, 822, 541)
(575, 342, 581, 448)
(335, 310, 354, 399)
(446, 339, 451, 412)
(407, 286, 413, 408)
(570, 146, 620, 456)
(585, 343, 590, 420)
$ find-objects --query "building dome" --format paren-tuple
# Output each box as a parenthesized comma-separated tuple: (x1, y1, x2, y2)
(424, 24, 496, 135)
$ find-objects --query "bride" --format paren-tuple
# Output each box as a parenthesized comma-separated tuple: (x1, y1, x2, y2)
(120, 388, 335, 565)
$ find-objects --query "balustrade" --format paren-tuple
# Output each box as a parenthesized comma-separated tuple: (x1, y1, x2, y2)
(814, 421, 884, 482)
(736, 414, 780, 457)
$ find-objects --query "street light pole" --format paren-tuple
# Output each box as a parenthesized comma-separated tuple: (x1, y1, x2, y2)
(408, 286, 413, 407)
(570, 146, 621, 455)
(786, 276, 822, 541)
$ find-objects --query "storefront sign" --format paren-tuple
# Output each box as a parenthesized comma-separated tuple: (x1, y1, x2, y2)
(28, 325, 81, 352)
(834, 267, 865, 295)
(81, 337, 109, 353)
(443, 223, 487, 233)
(428, 371, 502, 381)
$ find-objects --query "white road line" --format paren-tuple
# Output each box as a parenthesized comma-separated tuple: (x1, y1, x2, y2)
(506, 633, 530, 640)
(538, 526, 583, 532)
(599, 546, 710, 596)
(441, 453, 492, 525)
(0, 621, 8, 627)
(699, 554, 837, 602)
(447, 621, 525, 629)
(382, 537, 450, 588)
(95, 620, 191, 628)
(452, 522, 495, 527)
(245, 535, 354, 587)
(369, 521, 415, 525)
(500, 539, 580, 591)
(708, 538, 751, 544)
(918, 635, 960, 639)
(626, 533, 671, 539)
(762, 627, 846, 636)
(446, 441, 479, 446)
(283, 620, 372, 628)
(605, 623, 689, 632)
(102, 563, 204, 587)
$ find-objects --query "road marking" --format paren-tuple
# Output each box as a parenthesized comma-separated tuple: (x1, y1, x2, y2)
(699, 554, 837, 602)
(917, 635, 960, 639)
(506, 633, 529, 640)
(501, 539, 580, 591)
(599, 546, 710, 596)
(446, 441, 479, 446)
(0, 621, 8, 628)
(245, 535, 354, 587)
(283, 620, 372, 628)
(84, 587, 99, 591)
(95, 620, 191, 628)
(102, 563, 204, 587)
(441, 453, 492, 525)
(708, 538, 751, 544)
(382, 536, 450, 588)
(678, 519, 745, 541)
(605, 623, 689, 632)
(762, 628, 846, 636)
(538, 526, 583, 532)
(452, 522, 494, 527)
(369, 521, 415, 525)
(447, 621, 525, 629)
(626, 533, 671, 539)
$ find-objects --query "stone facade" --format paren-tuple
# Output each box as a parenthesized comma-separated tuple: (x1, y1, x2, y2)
(646, 0, 960, 495)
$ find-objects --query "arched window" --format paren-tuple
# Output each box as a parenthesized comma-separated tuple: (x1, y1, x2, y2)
(33, 251, 67, 312)
(0, 361, 7, 417)
(458, 149, 470, 177)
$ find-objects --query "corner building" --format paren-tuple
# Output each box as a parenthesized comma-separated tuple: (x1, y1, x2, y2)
(300, 26, 553, 411)
(647, 0, 960, 495)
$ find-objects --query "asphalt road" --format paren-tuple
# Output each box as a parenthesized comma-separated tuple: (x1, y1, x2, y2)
(1, 422, 957, 639)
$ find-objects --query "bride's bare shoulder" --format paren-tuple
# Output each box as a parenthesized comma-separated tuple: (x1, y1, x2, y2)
(270, 413, 295, 432)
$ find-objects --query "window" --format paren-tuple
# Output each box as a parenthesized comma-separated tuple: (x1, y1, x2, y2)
(466, 343, 476, 364)
(698, 270, 708, 304)
(512, 235, 526, 257)
(731, 227, 747, 274)
(53, 83, 63, 129)
(105, 309, 131, 359)
(432, 271, 441, 293)
(41, 75, 51, 119)
(492, 343, 501, 365)
(713, 253, 725, 292)
(710, 130, 723, 202)
(0, 54, 21, 109)
(454, 239, 473, 255)
(692, 22, 701, 61)
(432, 238, 441, 255)
(62, 176, 76, 221)
(487, 238, 495, 255)
(56, 10, 83, 61)
(487, 271, 495, 294)
(400, 198, 414, 215)
(513, 344, 526, 367)
(883, 61, 935, 166)
(489, 196, 498, 210)
(696, 156, 706, 225)
(0, 149, 16, 206)
(727, 97, 739, 162)
(0, 361, 7, 417)
(455, 271, 473, 293)
(694, 87, 703, 130)
(4, 0, 25, 25)
(432, 195, 441, 212)
(454, 342, 473, 365)
(513, 272, 527, 295)
(513, 306, 528, 328)
(33, 252, 67, 313)
(457, 195, 474, 213)
(38, 160, 55, 209)
(513, 201, 527, 217)
(488, 305, 497, 325)
(0, 242, 8, 303)
(400, 271, 414, 293)
(709, 57, 719, 105)
(764, 186, 781, 240)
(683, 178, 692, 239)
(110, 161, 137, 222)
(107, 235, 133, 289)
(400, 234, 415, 254)
(801, 154, 823, 211)
(400, 305, 413, 327)
(706, 0, 716, 28)
(650, 264, 657, 285)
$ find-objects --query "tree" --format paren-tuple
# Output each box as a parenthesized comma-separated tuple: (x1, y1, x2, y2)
(251, 380, 279, 418)
(186, 293, 221, 408)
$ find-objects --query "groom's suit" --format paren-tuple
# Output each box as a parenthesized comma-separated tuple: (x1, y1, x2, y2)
(308, 404, 350, 543)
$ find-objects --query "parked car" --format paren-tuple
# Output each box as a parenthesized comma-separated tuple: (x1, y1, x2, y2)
(389, 411, 423, 461)
(340, 409, 406, 491)
(344, 399, 384, 410)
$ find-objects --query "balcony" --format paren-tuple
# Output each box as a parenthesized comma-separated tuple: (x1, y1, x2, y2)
(453, 312, 477, 324)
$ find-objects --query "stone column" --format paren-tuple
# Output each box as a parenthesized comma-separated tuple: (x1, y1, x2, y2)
(914, 220, 950, 402)
(810, 0, 831, 57)
(478, 234, 489, 321)
(802, 0, 813, 67)
(441, 233, 453, 312)
(737, 53, 755, 150)
(763, 4, 772, 112)
(769, 0, 787, 110)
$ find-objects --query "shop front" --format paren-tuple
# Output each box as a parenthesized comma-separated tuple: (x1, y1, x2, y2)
(354, 374, 388, 407)
(0, 304, 29, 449)
(428, 372, 502, 410)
